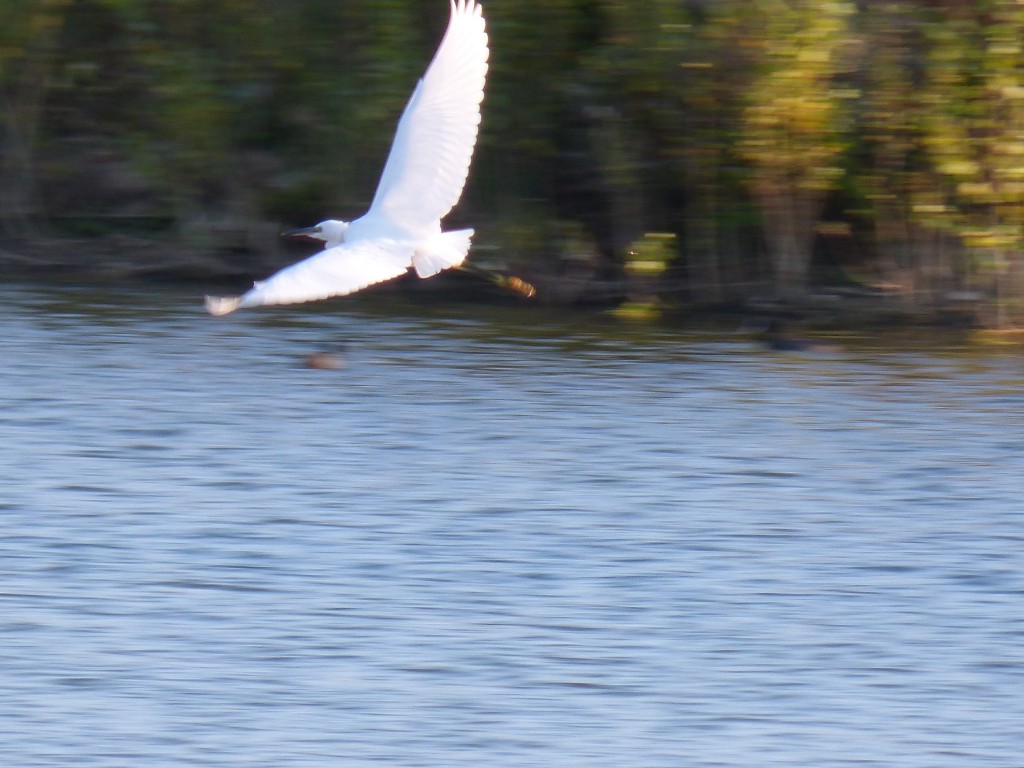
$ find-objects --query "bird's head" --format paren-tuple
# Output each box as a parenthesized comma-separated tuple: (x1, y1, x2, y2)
(283, 219, 349, 249)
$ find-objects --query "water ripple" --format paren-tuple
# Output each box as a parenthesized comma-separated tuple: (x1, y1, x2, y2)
(1, 283, 1022, 767)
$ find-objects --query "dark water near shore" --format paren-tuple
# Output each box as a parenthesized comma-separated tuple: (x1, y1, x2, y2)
(1, 282, 1023, 767)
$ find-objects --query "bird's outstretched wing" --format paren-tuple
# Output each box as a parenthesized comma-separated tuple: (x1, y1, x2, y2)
(367, 0, 488, 236)
(206, 240, 414, 314)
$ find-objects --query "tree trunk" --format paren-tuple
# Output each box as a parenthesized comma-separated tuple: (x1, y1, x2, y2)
(756, 178, 821, 299)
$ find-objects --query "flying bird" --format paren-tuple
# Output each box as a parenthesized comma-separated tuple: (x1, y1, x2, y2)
(206, 0, 529, 316)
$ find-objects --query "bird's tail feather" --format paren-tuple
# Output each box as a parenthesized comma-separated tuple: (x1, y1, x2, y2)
(412, 228, 473, 278)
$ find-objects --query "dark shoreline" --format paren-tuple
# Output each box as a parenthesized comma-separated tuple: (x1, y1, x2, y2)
(3, 235, 1021, 344)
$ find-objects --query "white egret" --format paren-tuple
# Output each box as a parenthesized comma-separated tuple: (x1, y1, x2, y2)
(206, 0, 530, 316)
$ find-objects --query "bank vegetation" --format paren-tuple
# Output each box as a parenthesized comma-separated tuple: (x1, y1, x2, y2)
(3, 0, 1024, 327)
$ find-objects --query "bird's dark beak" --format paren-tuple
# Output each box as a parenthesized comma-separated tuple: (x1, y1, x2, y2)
(281, 225, 322, 241)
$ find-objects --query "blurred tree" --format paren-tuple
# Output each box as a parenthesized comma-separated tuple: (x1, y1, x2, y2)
(136, 0, 302, 249)
(2, 0, 1024, 324)
(588, 1, 748, 299)
(475, 0, 609, 274)
(0, 0, 71, 235)
(925, 0, 1024, 327)
(857, 0, 960, 303)
(739, 0, 856, 298)
(669, 1, 763, 300)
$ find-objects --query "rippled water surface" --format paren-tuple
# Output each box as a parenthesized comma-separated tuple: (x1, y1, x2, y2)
(2, 282, 1023, 767)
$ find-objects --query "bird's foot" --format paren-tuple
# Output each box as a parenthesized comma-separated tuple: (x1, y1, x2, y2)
(502, 275, 536, 298)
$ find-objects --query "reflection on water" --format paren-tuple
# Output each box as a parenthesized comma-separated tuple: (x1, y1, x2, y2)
(1, 282, 1023, 767)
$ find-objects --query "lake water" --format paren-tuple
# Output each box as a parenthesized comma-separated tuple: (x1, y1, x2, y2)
(1, 281, 1022, 767)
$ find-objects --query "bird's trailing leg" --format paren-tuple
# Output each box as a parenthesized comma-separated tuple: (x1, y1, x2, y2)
(458, 261, 536, 298)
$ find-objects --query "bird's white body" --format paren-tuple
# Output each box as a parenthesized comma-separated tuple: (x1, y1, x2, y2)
(206, 0, 488, 315)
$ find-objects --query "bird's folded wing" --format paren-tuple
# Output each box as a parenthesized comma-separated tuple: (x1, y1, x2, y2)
(238, 240, 414, 309)
(367, 0, 488, 235)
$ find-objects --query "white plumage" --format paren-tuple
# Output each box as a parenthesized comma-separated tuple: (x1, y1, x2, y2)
(206, 0, 489, 316)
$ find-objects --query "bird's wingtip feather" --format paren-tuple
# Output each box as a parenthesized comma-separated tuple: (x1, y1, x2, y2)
(205, 295, 243, 316)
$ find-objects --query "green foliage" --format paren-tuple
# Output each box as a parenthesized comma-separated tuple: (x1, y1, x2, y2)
(0, 0, 72, 231)
(739, 0, 855, 296)
(2, 0, 1024, 324)
(923, 0, 1024, 325)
